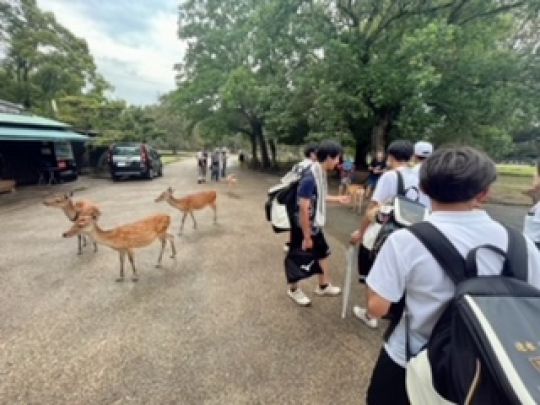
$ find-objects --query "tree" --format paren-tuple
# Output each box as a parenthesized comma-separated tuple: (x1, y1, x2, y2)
(0, 0, 107, 114)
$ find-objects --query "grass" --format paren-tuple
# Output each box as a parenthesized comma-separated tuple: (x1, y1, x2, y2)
(496, 164, 537, 177)
(161, 155, 184, 165)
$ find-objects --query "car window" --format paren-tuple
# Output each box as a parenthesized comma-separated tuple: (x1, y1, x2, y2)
(114, 146, 140, 156)
(54, 142, 74, 160)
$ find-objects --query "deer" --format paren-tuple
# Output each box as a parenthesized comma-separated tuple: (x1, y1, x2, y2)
(346, 184, 365, 214)
(62, 214, 176, 282)
(154, 187, 217, 235)
(43, 191, 101, 254)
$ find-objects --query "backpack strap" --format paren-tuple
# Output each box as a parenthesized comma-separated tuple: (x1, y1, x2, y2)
(383, 222, 467, 344)
(396, 170, 405, 196)
(465, 226, 528, 281)
(408, 222, 467, 285)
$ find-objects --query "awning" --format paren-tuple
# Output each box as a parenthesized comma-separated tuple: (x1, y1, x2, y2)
(0, 126, 89, 142)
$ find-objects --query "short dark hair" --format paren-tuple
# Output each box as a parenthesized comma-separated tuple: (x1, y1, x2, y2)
(316, 140, 343, 162)
(386, 140, 413, 162)
(420, 146, 497, 203)
(303, 143, 318, 158)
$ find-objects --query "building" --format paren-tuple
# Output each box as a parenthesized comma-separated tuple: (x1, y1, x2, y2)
(0, 112, 89, 185)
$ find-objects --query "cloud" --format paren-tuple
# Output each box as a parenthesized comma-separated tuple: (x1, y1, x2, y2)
(36, 0, 186, 105)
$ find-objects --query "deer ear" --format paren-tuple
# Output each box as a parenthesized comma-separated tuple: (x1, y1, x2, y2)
(167, 187, 173, 193)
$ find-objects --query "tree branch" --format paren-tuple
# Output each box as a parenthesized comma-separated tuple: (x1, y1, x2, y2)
(459, 1, 526, 25)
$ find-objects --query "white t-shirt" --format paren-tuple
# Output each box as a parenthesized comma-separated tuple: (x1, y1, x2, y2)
(372, 166, 431, 209)
(523, 202, 540, 243)
(367, 210, 540, 367)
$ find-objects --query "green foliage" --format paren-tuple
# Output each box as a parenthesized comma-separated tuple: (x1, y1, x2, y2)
(174, 0, 540, 163)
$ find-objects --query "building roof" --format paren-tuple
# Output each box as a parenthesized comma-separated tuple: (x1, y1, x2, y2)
(0, 126, 89, 142)
(0, 113, 69, 129)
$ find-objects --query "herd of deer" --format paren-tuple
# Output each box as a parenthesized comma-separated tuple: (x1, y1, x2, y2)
(43, 188, 218, 282)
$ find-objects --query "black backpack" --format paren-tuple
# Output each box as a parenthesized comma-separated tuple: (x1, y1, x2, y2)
(406, 222, 540, 404)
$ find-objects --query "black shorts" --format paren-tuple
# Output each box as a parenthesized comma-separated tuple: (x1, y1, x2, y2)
(290, 226, 331, 260)
(358, 245, 375, 278)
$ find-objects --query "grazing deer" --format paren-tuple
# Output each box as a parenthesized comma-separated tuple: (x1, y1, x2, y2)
(155, 187, 217, 235)
(346, 184, 365, 214)
(43, 192, 101, 254)
(62, 214, 176, 282)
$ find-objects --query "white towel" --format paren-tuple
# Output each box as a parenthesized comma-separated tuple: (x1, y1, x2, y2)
(311, 162, 327, 227)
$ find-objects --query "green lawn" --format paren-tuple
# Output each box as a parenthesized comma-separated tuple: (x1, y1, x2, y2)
(496, 164, 537, 177)
(161, 155, 184, 165)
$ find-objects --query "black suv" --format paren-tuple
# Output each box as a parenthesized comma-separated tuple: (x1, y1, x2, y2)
(108, 143, 163, 181)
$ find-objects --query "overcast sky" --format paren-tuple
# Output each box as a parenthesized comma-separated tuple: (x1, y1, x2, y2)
(37, 0, 186, 106)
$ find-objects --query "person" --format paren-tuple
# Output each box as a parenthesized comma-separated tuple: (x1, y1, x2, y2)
(359, 146, 540, 404)
(287, 140, 351, 306)
(196, 151, 207, 183)
(220, 147, 227, 178)
(210, 148, 220, 182)
(412, 141, 433, 174)
(365, 150, 386, 199)
(238, 150, 245, 166)
(282, 143, 318, 253)
(524, 199, 540, 249)
(338, 156, 355, 195)
(351, 140, 430, 328)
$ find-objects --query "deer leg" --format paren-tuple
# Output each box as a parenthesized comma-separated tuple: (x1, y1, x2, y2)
(211, 203, 217, 224)
(93, 239, 98, 253)
(127, 250, 138, 282)
(116, 251, 126, 282)
(179, 212, 187, 235)
(190, 212, 197, 229)
(156, 237, 166, 268)
(82, 235, 87, 247)
(167, 233, 177, 258)
(77, 235, 82, 255)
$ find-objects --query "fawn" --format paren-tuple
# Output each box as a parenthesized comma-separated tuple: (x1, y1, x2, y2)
(155, 187, 217, 235)
(62, 214, 176, 282)
(43, 191, 101, 254)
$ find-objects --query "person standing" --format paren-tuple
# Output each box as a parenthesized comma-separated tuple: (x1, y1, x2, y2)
(360, 146, 540, 404)
(286, 140, 351, 306)
(220, 148, 227, 178)
(365, 151, 386, 200)
(210, 148, 221, 182)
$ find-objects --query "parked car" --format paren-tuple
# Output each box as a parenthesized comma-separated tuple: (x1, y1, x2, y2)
(39, 141, 78, 182)
(108, 143, 163, 181)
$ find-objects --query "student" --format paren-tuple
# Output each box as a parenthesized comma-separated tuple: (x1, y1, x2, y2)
(351, 140, 430, 328)
(412, 141, 433, 174)
(524, 200, 540, 249)
(287, 140, 350, 306)
(361, 146, 540, 404)
(365, 151, 386, 200)
(282, 143, 318, 253)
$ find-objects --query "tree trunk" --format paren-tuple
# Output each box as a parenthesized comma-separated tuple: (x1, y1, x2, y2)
(371, 111, 392, 155)
(268, 139, 277, 167)
(253, 120, 270, 168)
(250, 132, 258, 165)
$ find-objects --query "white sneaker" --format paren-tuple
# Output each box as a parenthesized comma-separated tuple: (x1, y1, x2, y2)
(353, 306, 378, 328)
(314, 283, 341, 296)
(287, 288, 311, 306)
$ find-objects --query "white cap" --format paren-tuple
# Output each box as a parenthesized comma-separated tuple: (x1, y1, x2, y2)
(414, 141, 433, 158)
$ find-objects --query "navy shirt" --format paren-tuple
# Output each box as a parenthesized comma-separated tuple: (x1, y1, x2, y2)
(295, 171, 319, 232)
